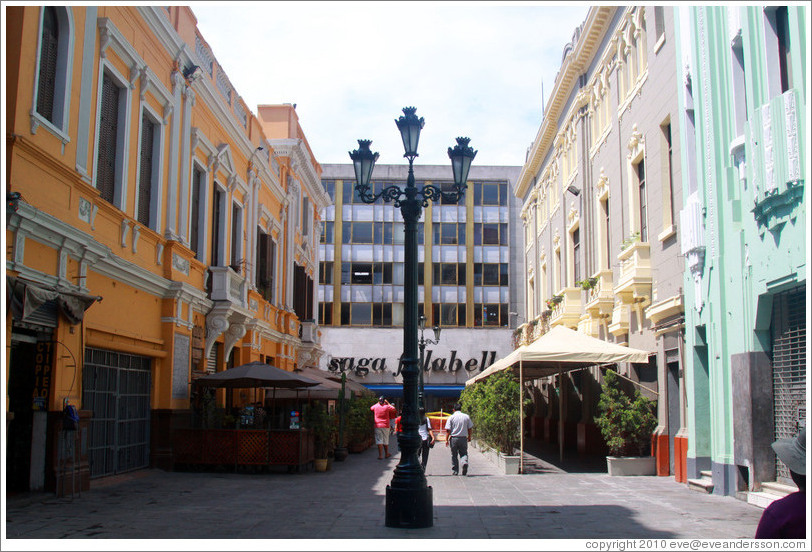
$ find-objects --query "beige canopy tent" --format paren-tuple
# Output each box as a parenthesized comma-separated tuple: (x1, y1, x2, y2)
(464, 325, 652, 471)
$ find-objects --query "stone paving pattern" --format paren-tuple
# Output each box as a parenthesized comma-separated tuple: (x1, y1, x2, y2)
(4, 439, 764, 540)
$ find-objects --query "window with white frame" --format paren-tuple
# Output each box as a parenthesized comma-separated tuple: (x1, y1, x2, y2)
(731, 40, 748, 136)
(302, 195, 311, 238)
(136, 110, 161, 229)
(660, 121, 676, 235)
(189, 164, 207, 260)
(256, 228, 275, 302)
(95, 70, 129, 208)
(654, 7, 665, 44)
(211, 185, 226, 266)
(571, 227, 581, 285)
(33, 6, 72, 136)
(230, 201, 243, 270)
(599, 192, 610, 270)
(626, 128, 646, 243)
(764, 6, 794, 97)
(637, 160, 648, 243)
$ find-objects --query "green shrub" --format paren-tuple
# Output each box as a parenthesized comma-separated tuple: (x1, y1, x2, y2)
(304, 401, 336, 458)
(346, 395, 375, 445)
(595, 369, 657, 457)
(461, 370, 530, 455)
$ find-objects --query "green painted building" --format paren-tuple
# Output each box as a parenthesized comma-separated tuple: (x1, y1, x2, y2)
(675, 5, 807, 499)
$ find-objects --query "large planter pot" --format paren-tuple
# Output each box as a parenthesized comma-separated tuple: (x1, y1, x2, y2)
(314, 458, 328, 472)
(606, 455, 656, 476)
(499, 453, 521, 475)
(334, 447, 349, 462)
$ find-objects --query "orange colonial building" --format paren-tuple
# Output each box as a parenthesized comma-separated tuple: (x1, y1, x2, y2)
(5, 6, 329, 493)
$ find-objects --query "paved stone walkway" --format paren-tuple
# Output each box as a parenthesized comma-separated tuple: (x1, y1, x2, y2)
(3, 439, 765, 544)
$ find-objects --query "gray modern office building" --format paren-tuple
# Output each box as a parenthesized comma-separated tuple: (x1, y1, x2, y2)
(316, 164, 524, 411)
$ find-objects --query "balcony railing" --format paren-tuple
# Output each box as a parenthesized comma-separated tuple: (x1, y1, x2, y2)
(549, 287, 582, 328)
(584, 269, 614, 318)
(614, 241, 652, 305)
(608, 301, 630, 337)
(209, 266, 247, 307)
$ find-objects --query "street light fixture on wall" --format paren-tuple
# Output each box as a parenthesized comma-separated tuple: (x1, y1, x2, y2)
(417, 314, 442, 411)
(349, 106, 476, 529)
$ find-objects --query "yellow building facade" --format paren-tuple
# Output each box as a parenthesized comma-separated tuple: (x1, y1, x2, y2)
(5, 6, 329, 493)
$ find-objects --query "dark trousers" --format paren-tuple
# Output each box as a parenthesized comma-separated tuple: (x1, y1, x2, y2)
(420, 438, 431, 470)
(449, 436, 468, 473)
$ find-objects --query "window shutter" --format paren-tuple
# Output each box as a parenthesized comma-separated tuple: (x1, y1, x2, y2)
(97, 74, 120, 204)
(36, 7, 58, 123)
(137, 114, 154, 226)
(190, 170, 202, 258)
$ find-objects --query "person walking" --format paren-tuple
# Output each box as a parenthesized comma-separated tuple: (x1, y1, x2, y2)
(418, 408, 436, 472)
(445, 403, 473, 475)
(755, 428, 806, 539)
(370, 396, 397, 459)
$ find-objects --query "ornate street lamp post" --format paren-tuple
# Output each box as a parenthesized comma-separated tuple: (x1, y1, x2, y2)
(349, 107, 476, 529)
(418, 314, 442, 412)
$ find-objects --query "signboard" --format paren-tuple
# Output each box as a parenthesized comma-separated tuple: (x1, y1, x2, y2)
(32, 341, 53, 411)
(320, 326, 511, 386)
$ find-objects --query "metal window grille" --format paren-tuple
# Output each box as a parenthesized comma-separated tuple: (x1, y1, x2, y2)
(82, 348, 151, 478)
(772, 286, 806, 483)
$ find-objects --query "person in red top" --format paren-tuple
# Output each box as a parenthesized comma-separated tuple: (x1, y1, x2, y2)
(370, 396, 397, 459)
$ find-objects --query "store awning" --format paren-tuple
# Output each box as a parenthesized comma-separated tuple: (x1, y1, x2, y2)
(7, 275, 102, 325)
(362, 384, 465, 398)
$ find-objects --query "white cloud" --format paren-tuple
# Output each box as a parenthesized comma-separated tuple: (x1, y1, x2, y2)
(193, 1, 590, 167)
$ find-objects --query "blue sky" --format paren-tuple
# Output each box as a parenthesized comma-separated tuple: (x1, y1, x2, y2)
(193, 1, 590, 167)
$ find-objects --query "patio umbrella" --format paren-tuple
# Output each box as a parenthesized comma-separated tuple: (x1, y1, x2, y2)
(194, 361, 320, 389)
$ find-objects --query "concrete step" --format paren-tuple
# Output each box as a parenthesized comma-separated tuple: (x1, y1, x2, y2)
(761, 481, 797, 497)
(746, 491, 777, 509)
(687, 476, 714, 494)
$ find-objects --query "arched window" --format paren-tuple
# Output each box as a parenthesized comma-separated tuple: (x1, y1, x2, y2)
(33, 6, 72, 136)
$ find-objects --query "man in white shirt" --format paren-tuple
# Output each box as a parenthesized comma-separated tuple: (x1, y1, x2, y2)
(444, 403, 473, 475)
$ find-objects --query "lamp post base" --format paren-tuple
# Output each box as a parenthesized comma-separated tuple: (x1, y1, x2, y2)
(384, 485, 434, 528)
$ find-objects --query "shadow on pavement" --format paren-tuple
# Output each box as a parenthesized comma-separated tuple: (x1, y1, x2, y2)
(520, 437, 608, 474)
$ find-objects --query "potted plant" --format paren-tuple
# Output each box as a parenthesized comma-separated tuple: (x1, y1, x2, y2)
(460, 370, 530, 474)
(576, 277, 598, 290)
(545, 294, 564, 310)
(595, 369, 658, 476)
(304, 402, 335, 471)
(620, 231, 641, 251)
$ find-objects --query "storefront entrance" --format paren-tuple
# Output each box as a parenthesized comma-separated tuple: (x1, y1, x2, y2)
(771, 286, 806, 484)
(82, 348, 152, 478)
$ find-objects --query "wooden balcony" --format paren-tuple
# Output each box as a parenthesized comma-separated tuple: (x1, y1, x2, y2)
(614, 241, 652, 306)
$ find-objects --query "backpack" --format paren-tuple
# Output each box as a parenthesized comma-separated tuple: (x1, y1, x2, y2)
(63, 403, 79, 431)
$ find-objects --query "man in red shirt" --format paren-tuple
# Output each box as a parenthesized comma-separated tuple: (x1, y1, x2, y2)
(370, 396, 397, 459)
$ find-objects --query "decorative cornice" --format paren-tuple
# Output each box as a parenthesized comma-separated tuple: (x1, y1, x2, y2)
(516, 6, 617, 199)
(269, 138, 331, 212)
